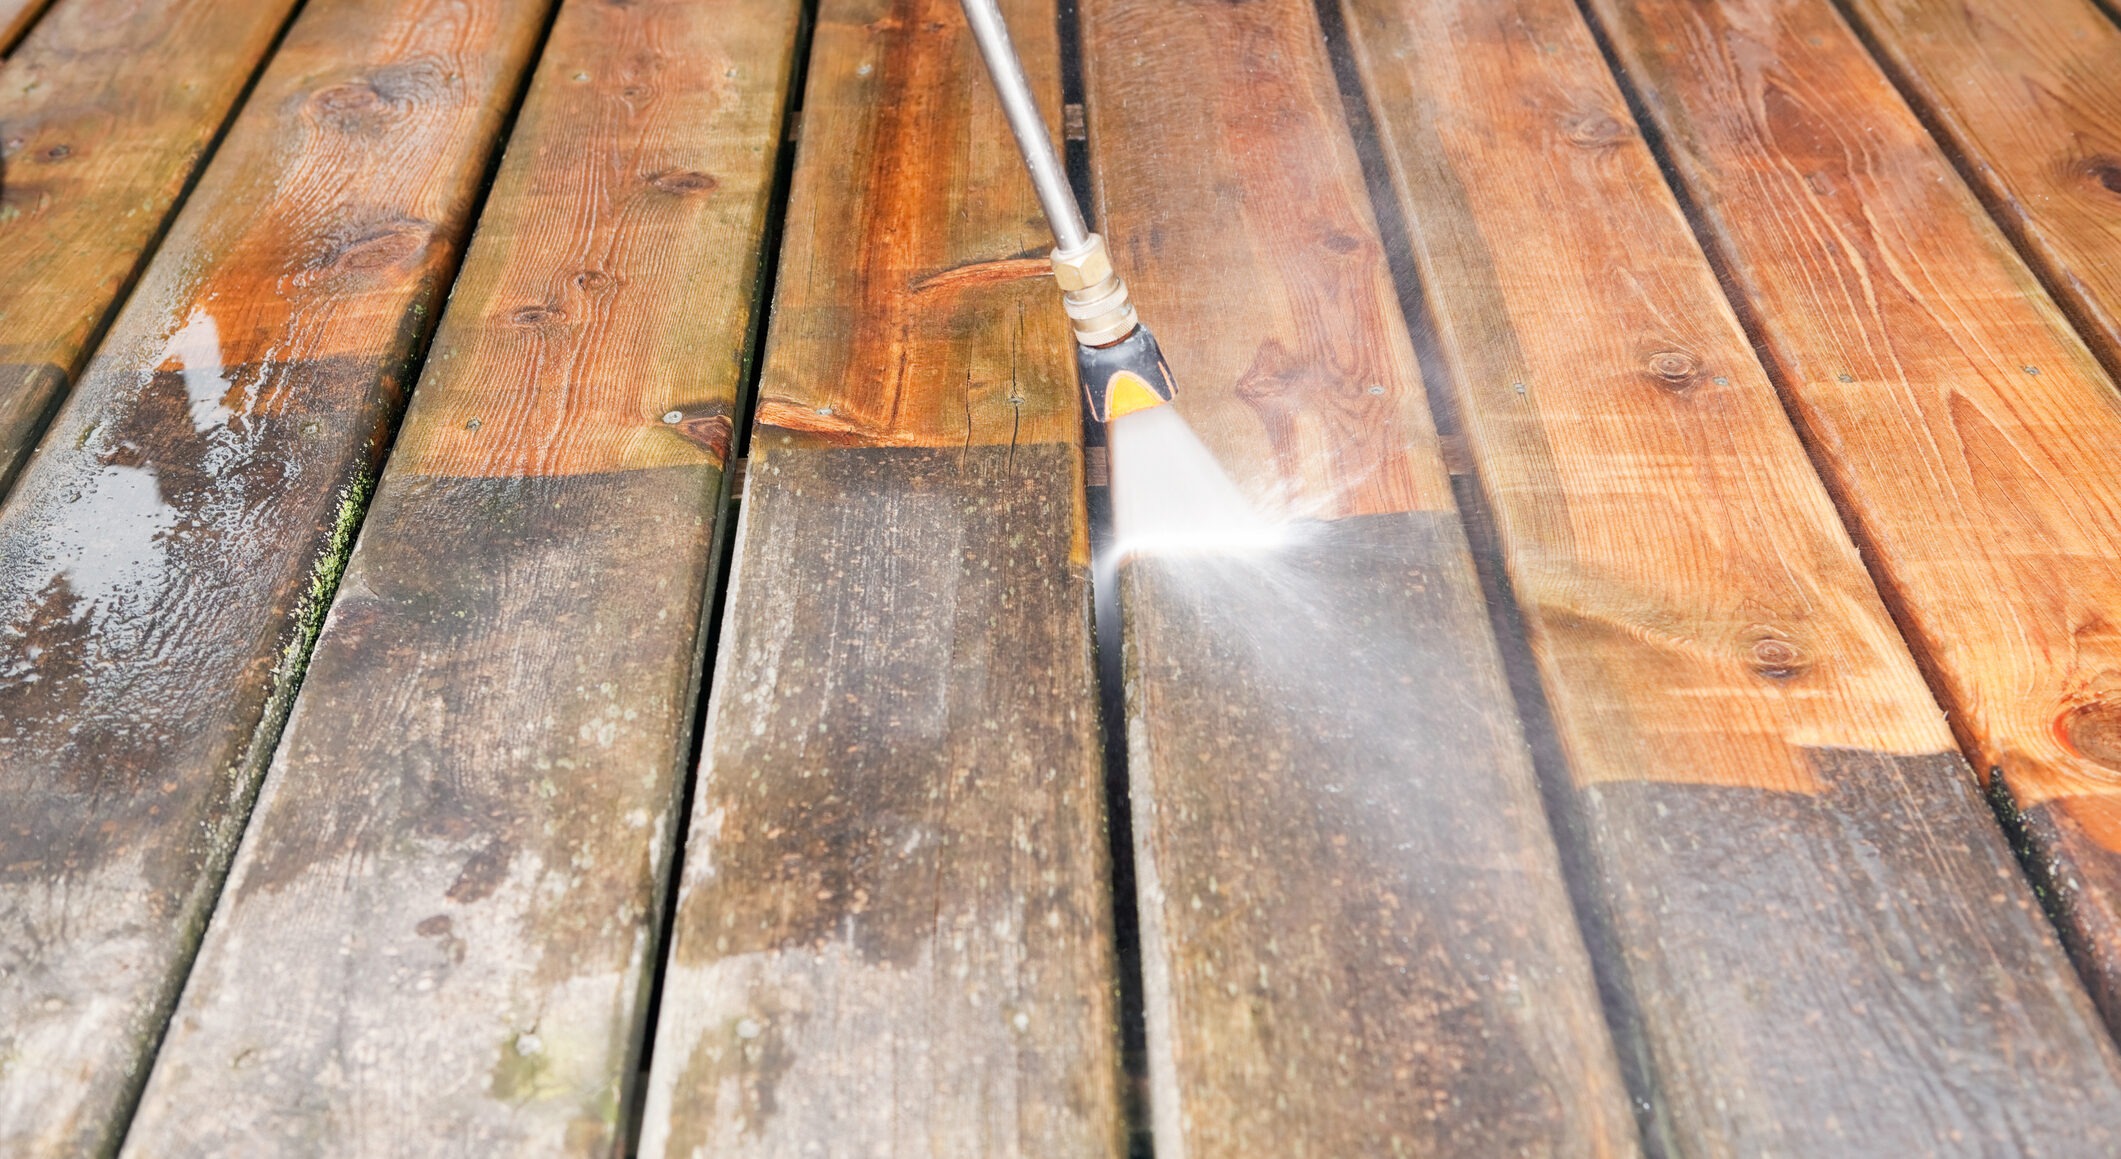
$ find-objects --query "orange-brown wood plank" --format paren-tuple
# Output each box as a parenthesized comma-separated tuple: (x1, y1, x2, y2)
(0, 0, 299, 491)
(0, 0, 552, 1151)
(1838, 0, 2121, 380)
(1080, 0, 1638, 1153)
(1341, 0, 2121, 1150)
(116, 0, 803, 1153)
(1590, 0, 2121, 1042)
(634, 0, 1124, 1153)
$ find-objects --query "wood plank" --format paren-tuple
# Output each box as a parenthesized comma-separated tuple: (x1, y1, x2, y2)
(1078, 0, 1638, 1153)
(0, 0, 299, 492)
(114, 0, 803, 1153)
(0, 0, 551, 1150)
(1838, 0, 2121, 380)
(1340, 0, 2121, 1150)
(1589, 0, 2121, 1046)
(634, 0, 1124, 1153)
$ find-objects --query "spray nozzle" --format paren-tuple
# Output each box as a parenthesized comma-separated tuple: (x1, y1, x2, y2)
(1077, 323, 1177, 423)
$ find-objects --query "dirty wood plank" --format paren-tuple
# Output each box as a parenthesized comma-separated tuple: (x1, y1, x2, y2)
(1342, 0, 2121, 1151)
(1838, 0, 2121, 380)
(633, 0, 1124, 1154)
(0, 0, 552, 1151)
(0, 0, 298, 493)
(114, 1, 804, 1154)
(1589, 0, 2121, 1046)
(1078, 0, 1639, 1154)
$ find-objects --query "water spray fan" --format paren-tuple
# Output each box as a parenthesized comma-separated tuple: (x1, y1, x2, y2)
(958, 0, 1175, 425)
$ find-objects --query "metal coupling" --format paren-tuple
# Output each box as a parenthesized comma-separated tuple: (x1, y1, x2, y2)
(1051, 233, 1139, 348)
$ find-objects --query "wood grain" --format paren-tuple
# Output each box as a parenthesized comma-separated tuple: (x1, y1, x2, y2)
(1589, 0, 2121, 1044)
(0, 0, 550, 1151)
(1079, 0, 1638, 1153)
(1342, 0, 2121, 1150)
(115, 1, 802, 1154)
(0, 0, 52, 55)
(0, 0, 298, 492)
(635, 0, 1124, 1154)
(1839, 0, 2121, 381)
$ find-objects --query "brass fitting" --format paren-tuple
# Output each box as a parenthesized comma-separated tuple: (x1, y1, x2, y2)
(1051, 234, 1139, 348)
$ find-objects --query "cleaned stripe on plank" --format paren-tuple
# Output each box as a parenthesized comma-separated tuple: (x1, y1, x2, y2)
(1079, 0, 1638, 1152)
(117, 0, 801, 1153)
(1341, 0, 2121, 1150)
(636, 0, 1122, 1153)
(0, 0, 551, 1152)
(0, 0, 299, 492)
(1839, 0, 2121, 378)
(1589, 0, 2121, 1043)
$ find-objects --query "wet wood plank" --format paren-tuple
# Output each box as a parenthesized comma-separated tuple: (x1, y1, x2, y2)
(634, 0, 1124, 1153)
(0, 0, 299, 492)
(1079, 0, 1638, 1153)
(1341, 0, 2121, 1150)
(0, 0, 552, 1150)
(1590, 0, 2121, 1045)
(1839, 0, 2121, 379)
(114, 1, 804, 1154)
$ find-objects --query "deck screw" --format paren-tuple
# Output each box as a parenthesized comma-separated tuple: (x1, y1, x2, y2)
(1367, 384, 1384, 395)
(1713, 376, 1728, 386)
(2025, 365, 2042, 375)
(1837, 374, 1854, 383)
(662, 410, 683, 424)
(464, 418, 480, 431)
(1513, 382, 1526, 394)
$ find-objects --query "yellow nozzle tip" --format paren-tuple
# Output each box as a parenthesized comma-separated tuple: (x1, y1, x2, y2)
(1104, 370, 1170, 421)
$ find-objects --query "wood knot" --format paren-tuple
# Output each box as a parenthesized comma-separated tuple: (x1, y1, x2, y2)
(1647, 350, 1699, 389)
(321, 219, 432, 272)
(2059, 701, 2121, 770)
(415, 914, 452, 937)
(2078, 155, 2121, 198)
(573, 269, 613, 290)
(665, 409, 733, 463)
(1564, 113, 1627, 148)
(1748, 635, 1806, 680)
(648, 169, 718, 195)
(1320, 231, 1364, 255)
(309, 81, 395, 133)
(509, 304, 565, 326)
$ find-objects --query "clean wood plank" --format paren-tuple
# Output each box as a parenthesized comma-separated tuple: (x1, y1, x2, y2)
(115, 0, 803, 1153)
(0, 0, 551, 1150)
(0, 0, 298, 492)
(1838, 0, 2121, 380)
(1079, 0, 1638, 1153)
(1341, 0, 2121, 1151)
(635, 0, 1123, 1153)
(1590, 0, 2121, 1045)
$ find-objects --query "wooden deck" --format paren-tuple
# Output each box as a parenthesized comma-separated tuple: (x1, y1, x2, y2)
(4, 0, 2121, 1153)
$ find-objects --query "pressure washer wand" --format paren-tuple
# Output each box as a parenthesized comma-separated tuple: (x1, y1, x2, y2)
(958, 0, 1178, 424)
